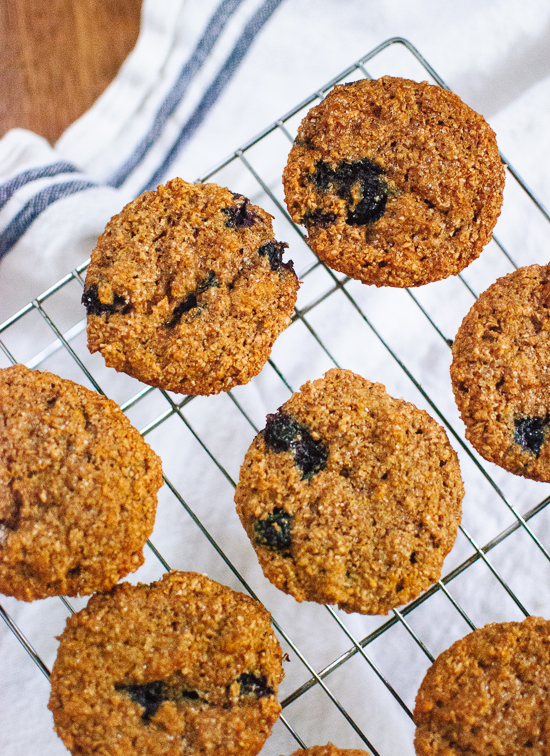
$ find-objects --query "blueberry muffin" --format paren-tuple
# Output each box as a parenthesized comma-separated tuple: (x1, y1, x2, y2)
(0, 364, 163, 601)
(49, 571, 284, 756)
(414, 616, 550, 755)
(83, 178, 299, 395)
(283, 76, 504, 288)
(235, 369, 464, 615)
(451, 263, 550, 481)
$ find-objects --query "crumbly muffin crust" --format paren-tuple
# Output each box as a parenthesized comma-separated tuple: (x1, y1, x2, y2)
(451, 263, 550, 481)
(84, 178, 299, 395)
(414, 616, 550, 755)
(49, 571, 284, 756)
(283, 76, 504, 288)
(235, 369, 464, 615)
(0, 364, 163, 601)
(285, 745, 370, 756)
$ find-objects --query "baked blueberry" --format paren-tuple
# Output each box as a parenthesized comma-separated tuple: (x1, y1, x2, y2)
(258, 241, 289, 271)
(311, 158, 388, 226)
(302, 209, 337, 229)
(164, 291, 198, 327)
(238, 673, 274, 699)
(254, 507, 292, 551)
(116, 680, 166, 722)
(197, 270, 219, 292)
(310, 160, 335, 193)
(264, 411, 303, 453)
(514, 416, 547, 456)
(264, 410, 328, 480)
(164, 272, 220, 327)
(222, 194, 260, 228)
(346, 173, 388, 226)
(82, 284, 129, 316)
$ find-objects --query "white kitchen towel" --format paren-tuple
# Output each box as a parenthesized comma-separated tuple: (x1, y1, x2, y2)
(2, 2, 550, 756)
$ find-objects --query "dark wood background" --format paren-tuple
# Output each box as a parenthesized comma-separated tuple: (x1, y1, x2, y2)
(0, 0, 143, 142)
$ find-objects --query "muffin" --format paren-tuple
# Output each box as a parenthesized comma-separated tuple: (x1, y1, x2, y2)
(83, 178, 299, 394)
(0, 364, 163, 600)
(414, 616, 550, 755)
(49, 571, 285, 756)
(451, 263, 550, 481)
(283, 76, 504, 287)
(284, 745, 370, 756)
(235, 368, 464, 614)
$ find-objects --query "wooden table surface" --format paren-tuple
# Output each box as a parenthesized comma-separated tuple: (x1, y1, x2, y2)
(0, 0, 142, 143)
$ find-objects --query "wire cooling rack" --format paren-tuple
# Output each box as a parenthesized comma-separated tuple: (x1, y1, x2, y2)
(2, 37, 550, 756)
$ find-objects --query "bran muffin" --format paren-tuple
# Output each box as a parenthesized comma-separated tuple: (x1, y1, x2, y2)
(235, 368, 464, 615)
(0, 364, 163, 601)
(414, 616, 550, 755)
(283, 76, 504, 288)
(451, 263, 550, 481)
(83, 178, 299, 395)
(49, 571, 284, 756)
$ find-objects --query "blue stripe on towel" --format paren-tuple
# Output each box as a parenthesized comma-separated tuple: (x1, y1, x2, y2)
(0, 180, 96, 259)
(109, 0, 246, 188)
(0, 161, 78, 213)
(143, 0, 286, 192)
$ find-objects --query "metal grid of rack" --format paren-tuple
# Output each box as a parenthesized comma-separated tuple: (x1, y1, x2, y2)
(2, 38, 550, 756)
